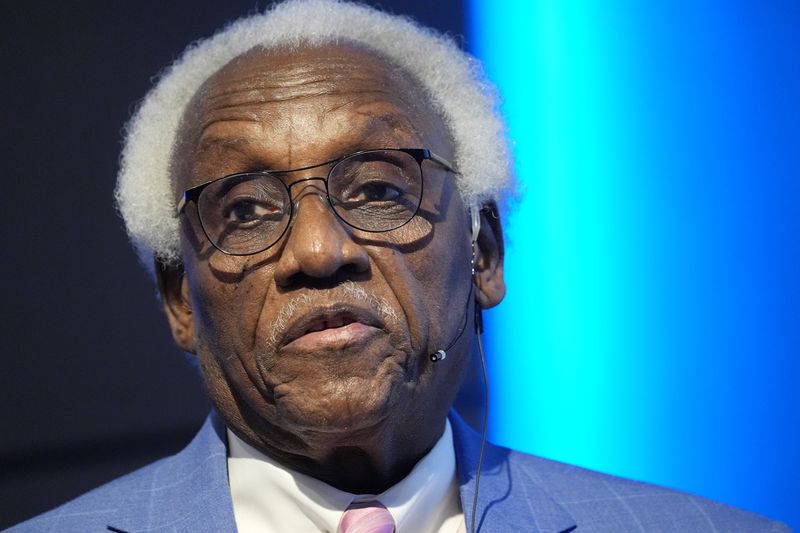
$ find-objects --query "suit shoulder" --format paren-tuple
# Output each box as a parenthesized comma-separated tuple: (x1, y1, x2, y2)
(4, 455, 175, 532)
(504, 448, 792, 532)
(5, 414, 228, 532)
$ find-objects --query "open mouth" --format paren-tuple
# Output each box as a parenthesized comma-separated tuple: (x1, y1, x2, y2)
(280, 306, 385, 351)
(301, 314, 358, 335)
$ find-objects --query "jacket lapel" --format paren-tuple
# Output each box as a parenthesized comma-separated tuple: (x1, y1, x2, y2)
(449, 411, 577, 533)
(106, 412, 237, 532)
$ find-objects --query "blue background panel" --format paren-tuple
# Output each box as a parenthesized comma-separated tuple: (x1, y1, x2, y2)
(468, 0, 799, 528)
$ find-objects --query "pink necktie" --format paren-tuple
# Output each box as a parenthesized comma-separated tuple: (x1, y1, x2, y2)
(337, 500, 396, 533)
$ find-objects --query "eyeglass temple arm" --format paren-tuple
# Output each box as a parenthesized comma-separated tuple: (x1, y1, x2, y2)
(428, 151, 456, 173)
(175, 194, 188, 217)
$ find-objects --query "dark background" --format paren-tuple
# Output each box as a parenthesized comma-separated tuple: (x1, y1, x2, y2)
(0, 1, 465, 528)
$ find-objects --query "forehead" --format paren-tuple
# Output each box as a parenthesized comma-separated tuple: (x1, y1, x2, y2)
(202, 43, 422, 105)
(173, 43, 449, 181)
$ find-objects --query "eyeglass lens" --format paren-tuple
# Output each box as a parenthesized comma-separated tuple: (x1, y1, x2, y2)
(196, 149, 423, 255)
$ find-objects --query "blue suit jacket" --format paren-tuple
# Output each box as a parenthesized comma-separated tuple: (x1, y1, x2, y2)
(6, 411, 791, 532)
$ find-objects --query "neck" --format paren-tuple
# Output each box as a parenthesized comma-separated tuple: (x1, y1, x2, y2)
(234, 413, 448, 494)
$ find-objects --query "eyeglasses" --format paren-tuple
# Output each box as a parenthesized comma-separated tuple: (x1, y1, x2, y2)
(176, 148, 456, 256)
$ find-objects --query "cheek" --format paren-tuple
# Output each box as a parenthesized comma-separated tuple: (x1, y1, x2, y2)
(187, 264, 284, 420)
(377, 218, 472, 352)
(188, 262, 271, 364)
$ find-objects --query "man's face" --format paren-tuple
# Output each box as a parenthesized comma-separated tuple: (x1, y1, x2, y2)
(163, 44, 503, 473)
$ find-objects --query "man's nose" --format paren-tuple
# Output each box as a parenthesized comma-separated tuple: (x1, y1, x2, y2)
(273, 189, 370, 286)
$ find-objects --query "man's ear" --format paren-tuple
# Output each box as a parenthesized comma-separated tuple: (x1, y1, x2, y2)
(473, 202, 506, 309)
(155, 259, 196, 353)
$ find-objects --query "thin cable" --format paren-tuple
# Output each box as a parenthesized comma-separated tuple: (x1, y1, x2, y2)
(430, 282, 476, 363)
(470, 307, 488, 533)
(444, 282, 475, 352)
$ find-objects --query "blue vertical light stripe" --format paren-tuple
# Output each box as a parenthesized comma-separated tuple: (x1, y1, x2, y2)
(467, 0, 799, 528)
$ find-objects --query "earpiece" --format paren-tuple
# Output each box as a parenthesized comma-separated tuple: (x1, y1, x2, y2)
(471, 205, 481, 242)
(470, 204, 481, 277)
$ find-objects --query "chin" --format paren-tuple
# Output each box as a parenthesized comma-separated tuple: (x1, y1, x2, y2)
(273, 375, 403, 434)
(261, 341, 414, 433)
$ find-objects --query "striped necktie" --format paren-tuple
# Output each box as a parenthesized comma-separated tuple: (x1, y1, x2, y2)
(337, 500, 396, 533)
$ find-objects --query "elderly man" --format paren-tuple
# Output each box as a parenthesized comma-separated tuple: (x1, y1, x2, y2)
(7, 1, 791, 532)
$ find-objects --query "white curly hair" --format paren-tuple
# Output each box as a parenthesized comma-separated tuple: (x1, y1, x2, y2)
(115, 0, 512, 271)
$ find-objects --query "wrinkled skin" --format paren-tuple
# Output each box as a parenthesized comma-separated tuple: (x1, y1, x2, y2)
(159, 43, 505, 493)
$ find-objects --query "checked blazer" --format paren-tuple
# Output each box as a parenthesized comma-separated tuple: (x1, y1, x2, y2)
(6, 411, 791, 532)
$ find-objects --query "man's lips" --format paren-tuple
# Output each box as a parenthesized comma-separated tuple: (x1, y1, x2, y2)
(280, 306, 385, 351)
(285, 322, 382, 352)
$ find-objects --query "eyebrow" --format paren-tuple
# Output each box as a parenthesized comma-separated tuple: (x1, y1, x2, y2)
(196, 135, 253, 153)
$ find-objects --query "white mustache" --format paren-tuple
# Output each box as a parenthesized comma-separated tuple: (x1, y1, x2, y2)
(267, 281, 399, 348)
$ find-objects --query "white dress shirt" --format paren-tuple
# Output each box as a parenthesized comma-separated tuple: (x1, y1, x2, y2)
(227, 420, 466, 533)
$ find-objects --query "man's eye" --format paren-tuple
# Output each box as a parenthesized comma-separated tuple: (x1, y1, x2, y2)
(224, 199, 274, 224)
(356, 181, 403, 202)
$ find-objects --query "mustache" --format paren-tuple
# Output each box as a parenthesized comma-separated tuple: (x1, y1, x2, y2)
(266, 281, 399, 348)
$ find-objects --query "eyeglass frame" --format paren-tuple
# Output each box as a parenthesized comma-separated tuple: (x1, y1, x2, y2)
(175, 147, 457, 256)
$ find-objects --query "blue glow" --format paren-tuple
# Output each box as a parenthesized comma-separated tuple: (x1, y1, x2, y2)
(468, 0, 799, 528)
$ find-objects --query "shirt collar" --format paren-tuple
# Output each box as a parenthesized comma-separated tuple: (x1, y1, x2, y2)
(227, 420, 459, 532)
